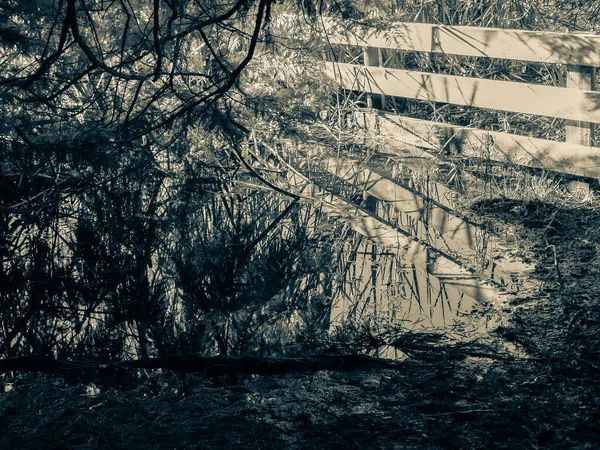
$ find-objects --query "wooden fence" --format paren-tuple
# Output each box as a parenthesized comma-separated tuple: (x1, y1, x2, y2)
(324, 22, 600, 180)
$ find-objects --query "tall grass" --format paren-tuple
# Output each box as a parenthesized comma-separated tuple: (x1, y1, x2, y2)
(356, 0, 600, 32)
(326, 1, 600, 145)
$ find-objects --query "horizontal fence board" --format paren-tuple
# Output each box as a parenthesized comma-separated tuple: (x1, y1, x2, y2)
(327, 62, 600, 123)
(326, 21, 600, 66)
(361, 111, 600, 179)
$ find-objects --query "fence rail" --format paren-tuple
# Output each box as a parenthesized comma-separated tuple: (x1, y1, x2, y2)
(326, 62, 600, 123)
(326, 22, 600, 66)
(325, 22, 600, 180)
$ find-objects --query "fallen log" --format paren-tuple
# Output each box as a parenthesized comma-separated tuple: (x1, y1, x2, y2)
(0, 354, 401, 377)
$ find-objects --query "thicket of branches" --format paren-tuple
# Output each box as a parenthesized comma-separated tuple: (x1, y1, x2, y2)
(0, 0, 345, 366)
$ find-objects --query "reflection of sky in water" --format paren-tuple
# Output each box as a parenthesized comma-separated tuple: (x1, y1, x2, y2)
(330, 237, 499, 335)
(303, 154, 534, 343)
(280, 142, 537, 351)
(321, 151, 536, 287)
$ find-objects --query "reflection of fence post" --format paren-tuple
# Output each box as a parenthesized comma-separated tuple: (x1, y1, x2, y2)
(566, 64, 596, 193)
(363, 47, 384, 109)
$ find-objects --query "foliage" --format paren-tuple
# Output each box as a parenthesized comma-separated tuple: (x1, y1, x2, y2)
(0, 0, 342, 362)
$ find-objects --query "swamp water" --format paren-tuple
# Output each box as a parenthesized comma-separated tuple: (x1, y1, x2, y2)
(285, 144, 539, 352)
(238, 136, 541, 356)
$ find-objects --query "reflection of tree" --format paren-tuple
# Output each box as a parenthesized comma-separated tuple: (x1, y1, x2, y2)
(1, 152, 342, 361)
(171, 194, 337, 357)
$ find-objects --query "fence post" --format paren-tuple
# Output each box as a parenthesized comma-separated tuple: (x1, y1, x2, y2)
(363, 47, 384, 110)
(377, 48, 386, 110)
(566, 65, 596, 145)
(566, 64, 596, 193)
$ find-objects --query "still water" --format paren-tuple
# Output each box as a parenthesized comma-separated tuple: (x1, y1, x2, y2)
(288, 146, 536, 345)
